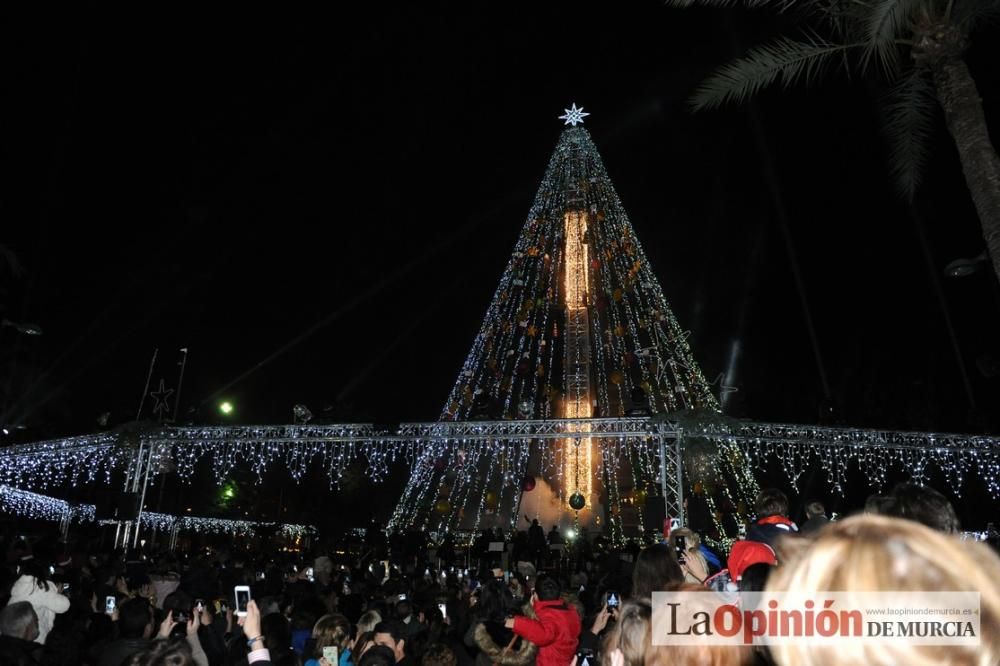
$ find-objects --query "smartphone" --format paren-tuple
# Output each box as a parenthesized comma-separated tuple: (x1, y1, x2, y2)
(398, 593, 407, 601)
(234, 586, 251, 617)
(255, 572, 265, 581)
(62, 583, 71, 594)
(105, 596, 116, 614)
(323, 646, 338, 663)
(503, 571, 510, 583)
(175, 609, 189, 623)
(675, 535, 687, 564)
(195, 599, 205, 613)
(49, 565, 55, 576)
(438, 603, 447, 619)
(737, 523, 747, 539)
(305, 567, 314, 582)
(576, 647, 595, 666)
(606, 591, 620, 609)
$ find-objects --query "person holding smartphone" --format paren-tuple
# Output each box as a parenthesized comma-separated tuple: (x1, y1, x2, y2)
(304, 614, 351, 666)
(576, 592, 619, 656)
(237, 599, 271, 664)
(668, 529, 710, 584)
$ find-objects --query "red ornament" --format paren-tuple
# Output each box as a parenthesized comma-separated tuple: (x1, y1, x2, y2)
(521, 475, 536, 492)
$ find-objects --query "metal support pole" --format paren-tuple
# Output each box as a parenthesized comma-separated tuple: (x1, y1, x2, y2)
(59, 507, 71, 541)
(132, 442, 158, 549)
(674, 434, 685, 528)
(658, 434, 669, 528)
(116, 441, 143, 550)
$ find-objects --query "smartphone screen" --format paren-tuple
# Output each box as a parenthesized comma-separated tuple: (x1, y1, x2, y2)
(323, 646, 338, 663)
(606, 591, 620, 609)
(437, 603, 447, 619)
(675, 535, 687, 563)
(106, 596, 116, 614)
(398, 593, 407, 601)
(235, 586, 251, 616)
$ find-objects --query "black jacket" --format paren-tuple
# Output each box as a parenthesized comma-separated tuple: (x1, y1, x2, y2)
(98, 637, 151, 666)
(0, 635, 41, 666)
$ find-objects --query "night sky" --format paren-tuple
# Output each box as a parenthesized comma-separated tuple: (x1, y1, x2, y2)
(3, 5, 1000, 526)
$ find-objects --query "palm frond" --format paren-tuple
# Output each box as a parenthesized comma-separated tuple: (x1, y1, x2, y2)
(690, 32, 860, 110)
(883, 68, 937, 200)
(951, 0, 1000, 33)
(861, 0, 925, 75)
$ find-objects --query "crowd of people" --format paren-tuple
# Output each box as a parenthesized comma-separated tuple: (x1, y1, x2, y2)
(0, 481, 998, 666)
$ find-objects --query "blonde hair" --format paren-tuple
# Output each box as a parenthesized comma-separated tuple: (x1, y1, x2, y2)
(312, 613, 351, 652)
(767, 514, 1000, 666)
(601, 599, 651, 666)
(670, 528, 709, 584)
(646, 583, 751, 666)
(356, 610, 382, 634)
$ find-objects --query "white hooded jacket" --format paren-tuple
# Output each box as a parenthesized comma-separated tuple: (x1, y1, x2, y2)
(9, 575, 70, 644)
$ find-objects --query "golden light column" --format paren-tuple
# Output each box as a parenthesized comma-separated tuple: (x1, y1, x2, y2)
(562, 209, 594, 507)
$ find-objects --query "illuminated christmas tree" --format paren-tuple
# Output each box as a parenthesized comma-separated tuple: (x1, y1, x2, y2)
(390, 106, 753, 540)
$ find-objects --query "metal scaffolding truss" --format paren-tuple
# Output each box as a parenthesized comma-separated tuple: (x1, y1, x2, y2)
(2, 417, 999, 540)
(396, 417, 669, 440)
(695, 421, 1000, 453)
(153, 424, 384, 445)
(7, 418, 997, 454)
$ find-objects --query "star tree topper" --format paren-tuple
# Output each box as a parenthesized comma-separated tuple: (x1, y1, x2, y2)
(559, 103, 590, 126)
(150, 378, 174, 421)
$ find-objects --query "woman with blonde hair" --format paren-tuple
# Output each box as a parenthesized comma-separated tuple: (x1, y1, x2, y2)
(306, 613, 352, 666)
(356, 610, 382, 635)
(645, 583, 751, 666)
(668, 528, 710, 585)
(766, 514, 1000, 665)
(600, 598, 651, 666)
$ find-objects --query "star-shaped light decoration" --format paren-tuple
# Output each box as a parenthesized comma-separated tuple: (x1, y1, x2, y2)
(559, 103, 590, 126)
(150, 378, 174, 421)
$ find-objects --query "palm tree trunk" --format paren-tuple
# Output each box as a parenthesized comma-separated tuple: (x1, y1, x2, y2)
(929, 53, 1000, 284)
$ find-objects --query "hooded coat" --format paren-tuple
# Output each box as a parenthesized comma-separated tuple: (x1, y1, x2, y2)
(511, 599, 581, 666)
(471, 621, 537, 666)
(9, 576, 70, 645)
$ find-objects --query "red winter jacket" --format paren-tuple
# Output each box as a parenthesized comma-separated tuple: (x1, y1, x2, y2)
(511, 598, 581, 666)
